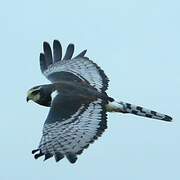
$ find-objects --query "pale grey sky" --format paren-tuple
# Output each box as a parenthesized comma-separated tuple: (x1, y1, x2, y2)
(0, 0, 179, 179)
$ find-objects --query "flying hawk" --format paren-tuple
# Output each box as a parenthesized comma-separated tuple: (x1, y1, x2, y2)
(27, 40, 172, 163)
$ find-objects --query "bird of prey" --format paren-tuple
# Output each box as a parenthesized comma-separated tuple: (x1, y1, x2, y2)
(27, 40, 172, 164)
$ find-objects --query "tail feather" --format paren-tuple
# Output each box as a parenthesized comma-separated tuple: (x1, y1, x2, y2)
(106, 101, 172, 122)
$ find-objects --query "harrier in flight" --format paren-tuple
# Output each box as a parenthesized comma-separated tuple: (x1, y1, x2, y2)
(27, 40, 172, 163)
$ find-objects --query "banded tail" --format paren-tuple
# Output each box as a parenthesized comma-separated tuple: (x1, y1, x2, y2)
(106, 101, 172, 122)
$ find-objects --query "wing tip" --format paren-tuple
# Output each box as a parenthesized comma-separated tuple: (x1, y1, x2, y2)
(54, 152, 64, 162)
(44, 153, 53, 161)
(53, 39, 60, 44)
(66, 153, 78, 164)
(63, 43, 75, 60)
(43, 41, 50, 49)
(74, 49, 87, 59)
(39, 53, 47, 72)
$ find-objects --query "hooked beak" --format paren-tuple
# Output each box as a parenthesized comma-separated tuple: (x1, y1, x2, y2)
(26, 97, 30, 102)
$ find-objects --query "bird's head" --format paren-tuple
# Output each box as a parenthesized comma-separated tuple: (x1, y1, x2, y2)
(26, 85, 52, 107)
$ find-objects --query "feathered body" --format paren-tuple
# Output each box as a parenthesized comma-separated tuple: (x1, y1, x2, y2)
(27, 40, 172, 163)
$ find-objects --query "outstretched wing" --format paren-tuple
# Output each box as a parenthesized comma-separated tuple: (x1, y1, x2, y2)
(39, 40, 109, 92)
(32, 94, 107, 163)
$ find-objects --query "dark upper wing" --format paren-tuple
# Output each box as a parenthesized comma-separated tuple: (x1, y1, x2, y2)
(32, 94, 107, 163)
(39, 40, 109, 92)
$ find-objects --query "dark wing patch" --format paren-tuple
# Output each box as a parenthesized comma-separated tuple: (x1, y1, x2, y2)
(32, 96, 107, 163)
(39, 40, 109, 92)
(40, 53, 47, 72)
(63, 44, 74, 60)
(45, 93, 84, 124)
(53, 40, 62, 62)
(43, 42, 53, 66)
